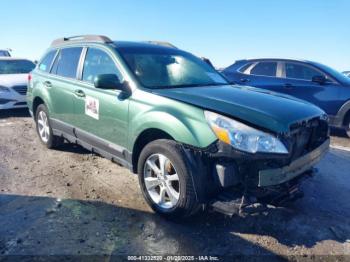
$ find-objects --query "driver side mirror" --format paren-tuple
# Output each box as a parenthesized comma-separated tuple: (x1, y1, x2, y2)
(94, 74, 131, 94)
(312, 75, 327, 85)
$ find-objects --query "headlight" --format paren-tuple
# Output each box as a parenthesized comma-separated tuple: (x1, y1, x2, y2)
(205, 111, 288, 154)
(0, 86, 10, 92)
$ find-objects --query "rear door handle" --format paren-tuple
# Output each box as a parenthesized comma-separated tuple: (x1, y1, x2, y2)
(43, 81, 52, 88)
(284, 83, 293, 89)
(240, 78, 250, 83)
(74, 89, 86, 98)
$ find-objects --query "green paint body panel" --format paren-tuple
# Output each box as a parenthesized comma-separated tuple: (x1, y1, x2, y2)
(152, 85, 325, 134)
(27, 41, 325, 159)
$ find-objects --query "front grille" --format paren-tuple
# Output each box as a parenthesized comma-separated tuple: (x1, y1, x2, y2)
(0, 98, 13, 104)
(14, 102, 27, 106)
(12, 85, 27, 95)
(288, 117, 329, 161)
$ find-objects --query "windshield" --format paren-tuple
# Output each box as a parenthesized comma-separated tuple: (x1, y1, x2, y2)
(0, 60, 35, 74)
(117, 46, 228, 88)
(0, 51, 10, 57)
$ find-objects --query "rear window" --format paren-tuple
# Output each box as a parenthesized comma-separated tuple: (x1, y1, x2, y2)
(51, 47, 82, 78)
(39, 50, 57, 72)
(0, 60, 35, 74)
(250, 62, 277, 77)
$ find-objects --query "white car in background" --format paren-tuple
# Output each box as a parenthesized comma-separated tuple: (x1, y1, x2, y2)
(0, 49, 11, 57)
(343, 71, 350, 77)
(0, 58, 35, 109)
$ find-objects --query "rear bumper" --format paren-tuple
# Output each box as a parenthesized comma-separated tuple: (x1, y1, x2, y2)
(258, 139, 330, 187)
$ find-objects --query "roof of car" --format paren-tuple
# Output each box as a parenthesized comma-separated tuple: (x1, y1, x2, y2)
(237, 58, 314, 64)
(113, 41, 177, 49)
(50, 35, 178, 50)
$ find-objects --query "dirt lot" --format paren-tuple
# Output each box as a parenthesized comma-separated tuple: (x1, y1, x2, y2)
(0, 109, 350, 261)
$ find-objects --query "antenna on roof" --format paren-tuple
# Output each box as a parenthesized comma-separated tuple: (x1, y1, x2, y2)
(51, 35, 113, 47)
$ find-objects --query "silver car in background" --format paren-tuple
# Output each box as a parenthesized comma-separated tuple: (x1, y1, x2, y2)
(0, 58, 35, 109)
(0, 49, 11, 57)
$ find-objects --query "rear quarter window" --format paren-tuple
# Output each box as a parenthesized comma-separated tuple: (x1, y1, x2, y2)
(238, 62, 253, 73)
(39, 50, 57, 72)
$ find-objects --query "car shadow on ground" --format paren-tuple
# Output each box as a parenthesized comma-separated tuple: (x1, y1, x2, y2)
(54, 142, 91, 155)
(0, 194, 286, 261)
(0, 108, 30, 119)
(0, 193, 348, 259)
(7, 143, 346, 258)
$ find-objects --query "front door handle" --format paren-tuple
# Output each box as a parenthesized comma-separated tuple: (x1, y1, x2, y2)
(240, 78, 250, 83)
(74, 89, 86, 98)
(284, 83, 293, 89)
(43, 81, 52, 88)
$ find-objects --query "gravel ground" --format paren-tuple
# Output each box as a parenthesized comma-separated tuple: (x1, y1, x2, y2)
(0, 109, 350, 261)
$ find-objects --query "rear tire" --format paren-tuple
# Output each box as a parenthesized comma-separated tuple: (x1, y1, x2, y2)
(137, 139, 200, 219)
(35, 104, 63, 149)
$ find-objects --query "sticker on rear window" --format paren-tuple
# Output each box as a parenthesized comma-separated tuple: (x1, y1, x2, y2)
(85, 96, 99, 120)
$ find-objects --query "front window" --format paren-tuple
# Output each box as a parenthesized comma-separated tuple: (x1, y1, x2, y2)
(117, 47, 227, 88)
(82, 48, 123, 84)
(0, 60, 35, 74)
(285, 63, 325, 81)
(0, 51, 10, 57)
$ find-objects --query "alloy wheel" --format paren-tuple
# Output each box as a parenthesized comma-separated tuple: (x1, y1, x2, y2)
(143, 153, 180, 209)
(37, 110, 50, 143)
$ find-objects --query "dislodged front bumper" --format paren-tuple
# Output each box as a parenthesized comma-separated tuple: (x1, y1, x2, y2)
(258, 139, 330, 187)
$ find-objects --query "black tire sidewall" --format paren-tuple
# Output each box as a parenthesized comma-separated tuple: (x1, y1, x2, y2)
(137, 139, 198, 218)
(35, 104, 55, 148)
(345, 116, 350, 138)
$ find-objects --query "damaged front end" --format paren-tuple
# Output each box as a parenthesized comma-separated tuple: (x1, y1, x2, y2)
(185, 116, 330, 216)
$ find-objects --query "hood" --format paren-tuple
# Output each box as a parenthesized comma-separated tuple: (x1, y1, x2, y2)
(0, 74, 28, 87)
(152, 85, 325, 134)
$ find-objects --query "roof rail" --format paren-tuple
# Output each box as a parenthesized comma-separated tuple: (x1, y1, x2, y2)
(146, 41, 177, 49)
(51, 35, 113, 47)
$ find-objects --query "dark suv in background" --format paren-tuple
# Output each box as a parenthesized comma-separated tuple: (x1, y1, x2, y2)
(222, 59, 350, 137)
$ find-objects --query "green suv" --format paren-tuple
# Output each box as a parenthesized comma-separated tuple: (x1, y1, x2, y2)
(27, 35, 330, 218)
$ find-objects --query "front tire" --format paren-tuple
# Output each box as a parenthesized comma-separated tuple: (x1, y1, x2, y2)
(345, 115, 350, 138)
(35, 104, 63, 148)
(137, 139, 200, 219)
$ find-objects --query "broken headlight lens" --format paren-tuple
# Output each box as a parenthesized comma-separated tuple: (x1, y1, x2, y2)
(205, 111, 288, 154)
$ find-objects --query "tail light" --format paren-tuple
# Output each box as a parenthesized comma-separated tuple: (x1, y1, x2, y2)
(28, 73, 33, 89)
